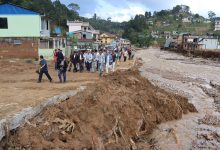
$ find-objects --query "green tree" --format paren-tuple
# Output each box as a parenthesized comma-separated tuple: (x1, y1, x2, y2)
(172, 5, 182, 14)
(93, 13, 97, 20)
(208, 11, 216, 20)
(145, 11, 151, 19)
(68, 3, 80, 12)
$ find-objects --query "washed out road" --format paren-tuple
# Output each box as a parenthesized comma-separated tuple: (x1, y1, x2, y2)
(137, 48, 220, 149)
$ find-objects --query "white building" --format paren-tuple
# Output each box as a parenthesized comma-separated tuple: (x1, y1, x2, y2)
(67, 21, 100, 40)
(182, 17, 191, 23)
(214, 19, 220, 31)
(198, 37, 220, 50)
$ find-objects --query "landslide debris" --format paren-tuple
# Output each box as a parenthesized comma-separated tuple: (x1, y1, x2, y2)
(2, 69, 197, 149)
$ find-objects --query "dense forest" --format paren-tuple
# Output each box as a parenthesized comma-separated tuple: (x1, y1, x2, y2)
(0, 0, 217, 47)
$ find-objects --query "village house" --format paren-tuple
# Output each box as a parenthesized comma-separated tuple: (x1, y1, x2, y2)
(182, 17, 192, 23)
(0, 3, 41, 58)
(146, 20, 154, 25)
(204, 19, 211, 24)
(192, 17, 205, 23)
(66, 21, 100, 51)
(118, 38, 131, 47)
(73, 30, 99, 50)
(100, 33, 117, 45)
(181, 35, 220, 50)
(214, 19, 220, 31)
(0, 3, 66, 59)
(38, 19, 68, 60)
(67, 21, 100, 41)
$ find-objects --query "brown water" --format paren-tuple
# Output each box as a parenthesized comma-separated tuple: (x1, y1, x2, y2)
(137, 49, 220, 149)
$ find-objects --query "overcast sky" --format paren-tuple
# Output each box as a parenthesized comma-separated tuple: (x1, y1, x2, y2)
(59, 0, 219, 22)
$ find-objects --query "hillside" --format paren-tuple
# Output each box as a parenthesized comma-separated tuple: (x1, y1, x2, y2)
(122, 5, 215, 47)
(0, 1, 215, 47)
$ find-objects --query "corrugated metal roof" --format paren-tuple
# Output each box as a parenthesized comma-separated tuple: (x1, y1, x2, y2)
(0, 3, 39, 15)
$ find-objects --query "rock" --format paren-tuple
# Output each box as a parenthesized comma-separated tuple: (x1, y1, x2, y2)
(202, 133, 214, 140)
(216, 131, 220, 137)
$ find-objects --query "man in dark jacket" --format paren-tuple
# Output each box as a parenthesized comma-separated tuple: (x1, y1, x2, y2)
(79, 51, 84, 72)
(112, 51, 117, 72)
(38, 55, 52, 83)
(57, 57, 68, 83)
(57, 49, 64, 65)
(71, 52, 79, 72)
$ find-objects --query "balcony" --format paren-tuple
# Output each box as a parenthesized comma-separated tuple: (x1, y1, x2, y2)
(40, 30, 50, 38)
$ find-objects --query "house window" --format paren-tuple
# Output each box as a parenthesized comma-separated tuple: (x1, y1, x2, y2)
(0, 18, 8, 29)
(83, 34, 86, 39)
(84, 27, 86, 31)
(13, 40, 22, 45)
(46, 20, 49, 30)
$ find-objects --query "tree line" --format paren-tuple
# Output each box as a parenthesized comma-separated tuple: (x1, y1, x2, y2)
(0, 1, 218, 47)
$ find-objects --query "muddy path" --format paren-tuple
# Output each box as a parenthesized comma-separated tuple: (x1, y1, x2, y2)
(137, 49, 220, 149)
(0, 68, 196, 149)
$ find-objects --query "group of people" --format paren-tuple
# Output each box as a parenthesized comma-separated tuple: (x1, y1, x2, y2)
(37, 49, 68, 83)
(37, 47, 135, 83)
(68, 50, 115, 77)
(67, 47, 135, 77)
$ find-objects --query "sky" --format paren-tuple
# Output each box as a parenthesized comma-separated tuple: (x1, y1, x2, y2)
(58, 0, 220, 22)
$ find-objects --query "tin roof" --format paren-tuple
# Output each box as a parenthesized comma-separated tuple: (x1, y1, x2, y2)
(0, 3, 39, 15)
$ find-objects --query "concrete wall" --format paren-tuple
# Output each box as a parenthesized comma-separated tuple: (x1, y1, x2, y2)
(0, 15, 41, 37)
(0, 37, 38, 58)
(38, 48, 72, 60)
(69, 25, 81, 32)
(198, 39, 219, 50)
(38, 48, 65, 60)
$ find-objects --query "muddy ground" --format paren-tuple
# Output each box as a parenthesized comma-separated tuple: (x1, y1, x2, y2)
(2, 48, 220, 149)
(0, 59, 98, 120)
(0, 68, 196, 149)
(0, 58, 133, 120)
(137, 48, 220, 149)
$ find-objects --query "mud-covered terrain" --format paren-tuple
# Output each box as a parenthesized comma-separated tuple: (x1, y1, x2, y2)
(137, 48, 220, 149)
(1, 69, 196, 149)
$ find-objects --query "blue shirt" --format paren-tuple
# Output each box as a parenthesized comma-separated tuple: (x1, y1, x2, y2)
(39, 59, 48, 71)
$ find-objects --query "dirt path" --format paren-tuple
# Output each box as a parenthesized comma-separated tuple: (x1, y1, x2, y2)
(137, 48, 220, 149)
(1, 68, 196, 149)
(0, 59, 133, 120)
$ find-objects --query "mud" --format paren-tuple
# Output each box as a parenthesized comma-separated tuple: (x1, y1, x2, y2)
(199, 81, 220, 112)
(1, 69, 196, 150)
(136, 49, 220, 149)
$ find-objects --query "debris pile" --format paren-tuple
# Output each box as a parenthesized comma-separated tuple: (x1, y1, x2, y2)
(1, 69, 197, 149)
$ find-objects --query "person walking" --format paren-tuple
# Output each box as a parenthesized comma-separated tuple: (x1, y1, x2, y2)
(53, 49, 58, 70)
(97, 50, 105, 78)
(96, 50, 99, 71)
(112, 51, 116, 72)
(37, 55, 52, 83)
(57, 49, 64, 63)
(57, 57, 68, 83)
(84, 51, 89, 71)
(123, 50, 128, 62)
(71, 52, 79, 72)
(79, 51, 84, 72)
(105, 51, 113, 75)
(86, 51, 93, 71)
(68, 51, 74, 72)
(91, 51, 97, 72)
